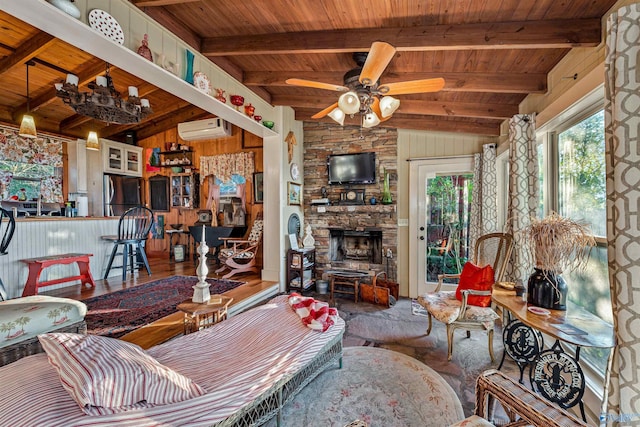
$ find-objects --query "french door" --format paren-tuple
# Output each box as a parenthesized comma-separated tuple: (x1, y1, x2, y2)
(408, 156, 474, 298)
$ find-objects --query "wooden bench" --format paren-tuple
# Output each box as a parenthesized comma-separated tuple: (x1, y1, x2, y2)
(20, 253, 95, 297)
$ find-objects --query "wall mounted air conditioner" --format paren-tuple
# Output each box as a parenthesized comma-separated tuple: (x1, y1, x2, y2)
(177, 118, 232, 141)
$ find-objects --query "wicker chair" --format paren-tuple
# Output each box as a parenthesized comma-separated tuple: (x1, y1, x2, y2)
(418, 233, 513, 362)
(449, 369, 587, 426)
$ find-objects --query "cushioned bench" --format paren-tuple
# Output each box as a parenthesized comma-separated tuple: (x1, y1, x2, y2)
(0, 295, 87, 366)
(20, 253, 95, 296)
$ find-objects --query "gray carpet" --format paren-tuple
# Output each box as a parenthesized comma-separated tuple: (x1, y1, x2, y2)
(313, 293, 522, 418)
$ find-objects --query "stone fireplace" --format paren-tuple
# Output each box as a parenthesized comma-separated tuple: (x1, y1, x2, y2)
(329, 228, 383, 264)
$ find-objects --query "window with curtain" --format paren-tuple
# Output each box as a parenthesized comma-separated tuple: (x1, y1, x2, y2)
(537, 101, 611, 374)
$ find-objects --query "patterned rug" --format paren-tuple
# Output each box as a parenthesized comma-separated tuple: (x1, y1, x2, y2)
(82, 276, 244, 338)
(265, 346, 465, 427)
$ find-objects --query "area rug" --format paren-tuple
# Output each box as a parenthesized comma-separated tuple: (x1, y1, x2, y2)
(411, 298, 429, 317)
(265, 346, 465, 427)
(82, 275, 244, 338)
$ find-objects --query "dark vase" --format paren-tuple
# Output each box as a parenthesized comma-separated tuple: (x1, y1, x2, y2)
(527, 268, 567, 310)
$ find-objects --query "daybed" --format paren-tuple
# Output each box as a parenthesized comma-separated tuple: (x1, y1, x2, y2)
(0, 295, 345, 427)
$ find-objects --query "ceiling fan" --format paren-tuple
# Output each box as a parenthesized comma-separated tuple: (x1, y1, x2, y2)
(285, 41, 445, 127)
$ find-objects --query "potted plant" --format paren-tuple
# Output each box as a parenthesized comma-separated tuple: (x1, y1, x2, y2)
(524, 212, 595, 310)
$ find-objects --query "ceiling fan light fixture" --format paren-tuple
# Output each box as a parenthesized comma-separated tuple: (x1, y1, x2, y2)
(362, 111, 381, 128)
(328, 107, 345, 125)
(380, 96, 400, 118)
(338, 91, 361, 115)
(86, 131, 100, 151)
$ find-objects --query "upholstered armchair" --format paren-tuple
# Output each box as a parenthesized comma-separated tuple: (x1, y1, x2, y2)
(418, 233, 513, 362)
(215, 213, 263, 279)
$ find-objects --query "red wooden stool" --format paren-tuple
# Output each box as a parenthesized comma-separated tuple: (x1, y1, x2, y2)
(20, 253, 95, 297)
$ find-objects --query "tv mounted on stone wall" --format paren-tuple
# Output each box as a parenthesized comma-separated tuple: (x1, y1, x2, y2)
(327, 152, 376, 185)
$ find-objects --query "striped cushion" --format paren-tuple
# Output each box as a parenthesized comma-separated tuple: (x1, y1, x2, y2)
(37, 333, 205, 416)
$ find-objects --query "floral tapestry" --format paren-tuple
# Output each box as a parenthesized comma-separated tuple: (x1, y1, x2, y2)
(200, 152, 255, 183)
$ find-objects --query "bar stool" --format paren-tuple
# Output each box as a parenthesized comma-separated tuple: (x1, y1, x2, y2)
(101, 206, 154, 281)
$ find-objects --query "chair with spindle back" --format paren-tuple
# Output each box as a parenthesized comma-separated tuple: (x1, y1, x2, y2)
(0, 208, 16, 300)
(101, 206, 154, 282)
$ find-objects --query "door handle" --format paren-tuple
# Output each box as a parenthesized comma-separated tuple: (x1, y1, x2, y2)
(419, 236, 425, 240)
(419, 226, 425, 231)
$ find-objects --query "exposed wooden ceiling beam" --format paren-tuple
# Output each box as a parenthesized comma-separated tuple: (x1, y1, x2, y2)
(244, 71, 546, 94)
(122, 105, 210, 141)
(294, 109, 501, 135)
(0, 31, 55, 74)
(274, 95, 517, 120)
(202, 19, 601, 56)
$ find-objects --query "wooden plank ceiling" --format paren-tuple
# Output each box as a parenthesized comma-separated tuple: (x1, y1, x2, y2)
(0, 0, 618, 140)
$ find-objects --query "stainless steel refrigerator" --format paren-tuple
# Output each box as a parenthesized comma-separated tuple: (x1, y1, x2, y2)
(103, 174, 142, 217)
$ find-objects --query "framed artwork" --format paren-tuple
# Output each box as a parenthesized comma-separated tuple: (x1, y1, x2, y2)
(288, 233, 299, 250)
(253, 172, 264, 203)
(288, 182, 301, 205)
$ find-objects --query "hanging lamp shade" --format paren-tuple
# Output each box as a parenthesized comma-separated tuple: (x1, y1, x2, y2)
(19, 61, 37, 139)
(327, 108, 345, 125)
(362, 111, 381, 128)
(379, 96, 400, 118)
(338, 91, 360, 115)
(19, 114, 37, 139)
(86, 131, 100, 151)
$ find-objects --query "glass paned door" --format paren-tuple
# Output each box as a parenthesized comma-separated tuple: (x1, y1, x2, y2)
(409, 156, 474, 298)
(424, 175, 473, 283)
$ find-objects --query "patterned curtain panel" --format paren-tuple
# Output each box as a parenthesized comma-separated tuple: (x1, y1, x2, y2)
(506, 114, 538, 284)
(200, 152, 255, 183)
(469, 144, 498, 259)
(604, 4, 640, 422)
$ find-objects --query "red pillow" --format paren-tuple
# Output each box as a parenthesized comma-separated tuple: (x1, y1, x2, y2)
(455, 262, 495, 307)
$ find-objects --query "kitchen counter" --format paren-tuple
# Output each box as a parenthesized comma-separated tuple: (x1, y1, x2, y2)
(0, 217, 122, 298)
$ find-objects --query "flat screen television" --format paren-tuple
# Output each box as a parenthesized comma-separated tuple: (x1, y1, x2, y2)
(327, 152, 376, 185)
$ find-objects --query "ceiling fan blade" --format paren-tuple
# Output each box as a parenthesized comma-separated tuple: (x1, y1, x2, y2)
(378, 78, 445, 95)
(285, 78, 348, 92)
(311, 102, 339, 119)
(359, 41, 397, 86)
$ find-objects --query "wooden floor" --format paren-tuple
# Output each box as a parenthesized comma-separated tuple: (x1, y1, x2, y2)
(41, 254, 277, 349)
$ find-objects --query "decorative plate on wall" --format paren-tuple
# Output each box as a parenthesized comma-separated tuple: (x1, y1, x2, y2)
(193, 72, 212, 95)
(287, 213, 301, 236)
(88, 9, 125, 45)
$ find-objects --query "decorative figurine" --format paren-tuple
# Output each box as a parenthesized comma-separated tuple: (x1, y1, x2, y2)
(302, 223, 315, 248)
(214, 88, 226, 103)
(137, 34, 153, 62)
(244, 103, 255, 117)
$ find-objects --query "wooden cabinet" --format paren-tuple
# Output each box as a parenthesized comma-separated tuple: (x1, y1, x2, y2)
(102, 139, 143, 177)
(287, 248, 316, 292)
(171, 173, 199, 209)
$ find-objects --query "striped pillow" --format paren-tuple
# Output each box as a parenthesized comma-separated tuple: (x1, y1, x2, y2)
(37, 333, 205, 416)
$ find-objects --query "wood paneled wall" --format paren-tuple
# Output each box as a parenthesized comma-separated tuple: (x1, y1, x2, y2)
(137, 121, 263, 253)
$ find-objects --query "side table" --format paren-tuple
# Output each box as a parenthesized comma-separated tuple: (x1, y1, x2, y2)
(177, 296, 233, 334)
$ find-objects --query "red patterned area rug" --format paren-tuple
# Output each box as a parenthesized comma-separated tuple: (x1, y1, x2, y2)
(82, 276, 244, 338)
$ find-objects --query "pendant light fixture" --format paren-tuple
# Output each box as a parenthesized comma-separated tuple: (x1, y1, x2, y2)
(19, 61, 37, 139)
(86, 131, 100, 151)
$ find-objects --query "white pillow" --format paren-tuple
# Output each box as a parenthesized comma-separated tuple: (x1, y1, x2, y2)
(38, 333, 205, 416)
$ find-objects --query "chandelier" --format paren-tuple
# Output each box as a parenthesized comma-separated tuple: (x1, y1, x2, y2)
(55, 64, 152, 124)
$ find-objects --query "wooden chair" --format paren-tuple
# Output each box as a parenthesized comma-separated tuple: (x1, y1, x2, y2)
(101, 206, 154, 281)
(418, 232, 513, 362)
(0, 208, 15, 301)
(215, 213, 263, 279)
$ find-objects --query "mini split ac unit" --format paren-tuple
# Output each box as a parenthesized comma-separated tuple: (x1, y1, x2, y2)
(177, 118, 232, 141)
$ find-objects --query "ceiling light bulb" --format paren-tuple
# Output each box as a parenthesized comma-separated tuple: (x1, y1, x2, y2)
(338, 91, 361, 115)
(86, 131, 100, 151)
(362, 112, 381, 128)
(379, 96, 400, 118)
(19, 114, 37, 139)
(328, 107, 345, 125)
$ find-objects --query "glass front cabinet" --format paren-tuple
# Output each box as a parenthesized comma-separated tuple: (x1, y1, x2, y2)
(171, 173, 200, 209)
